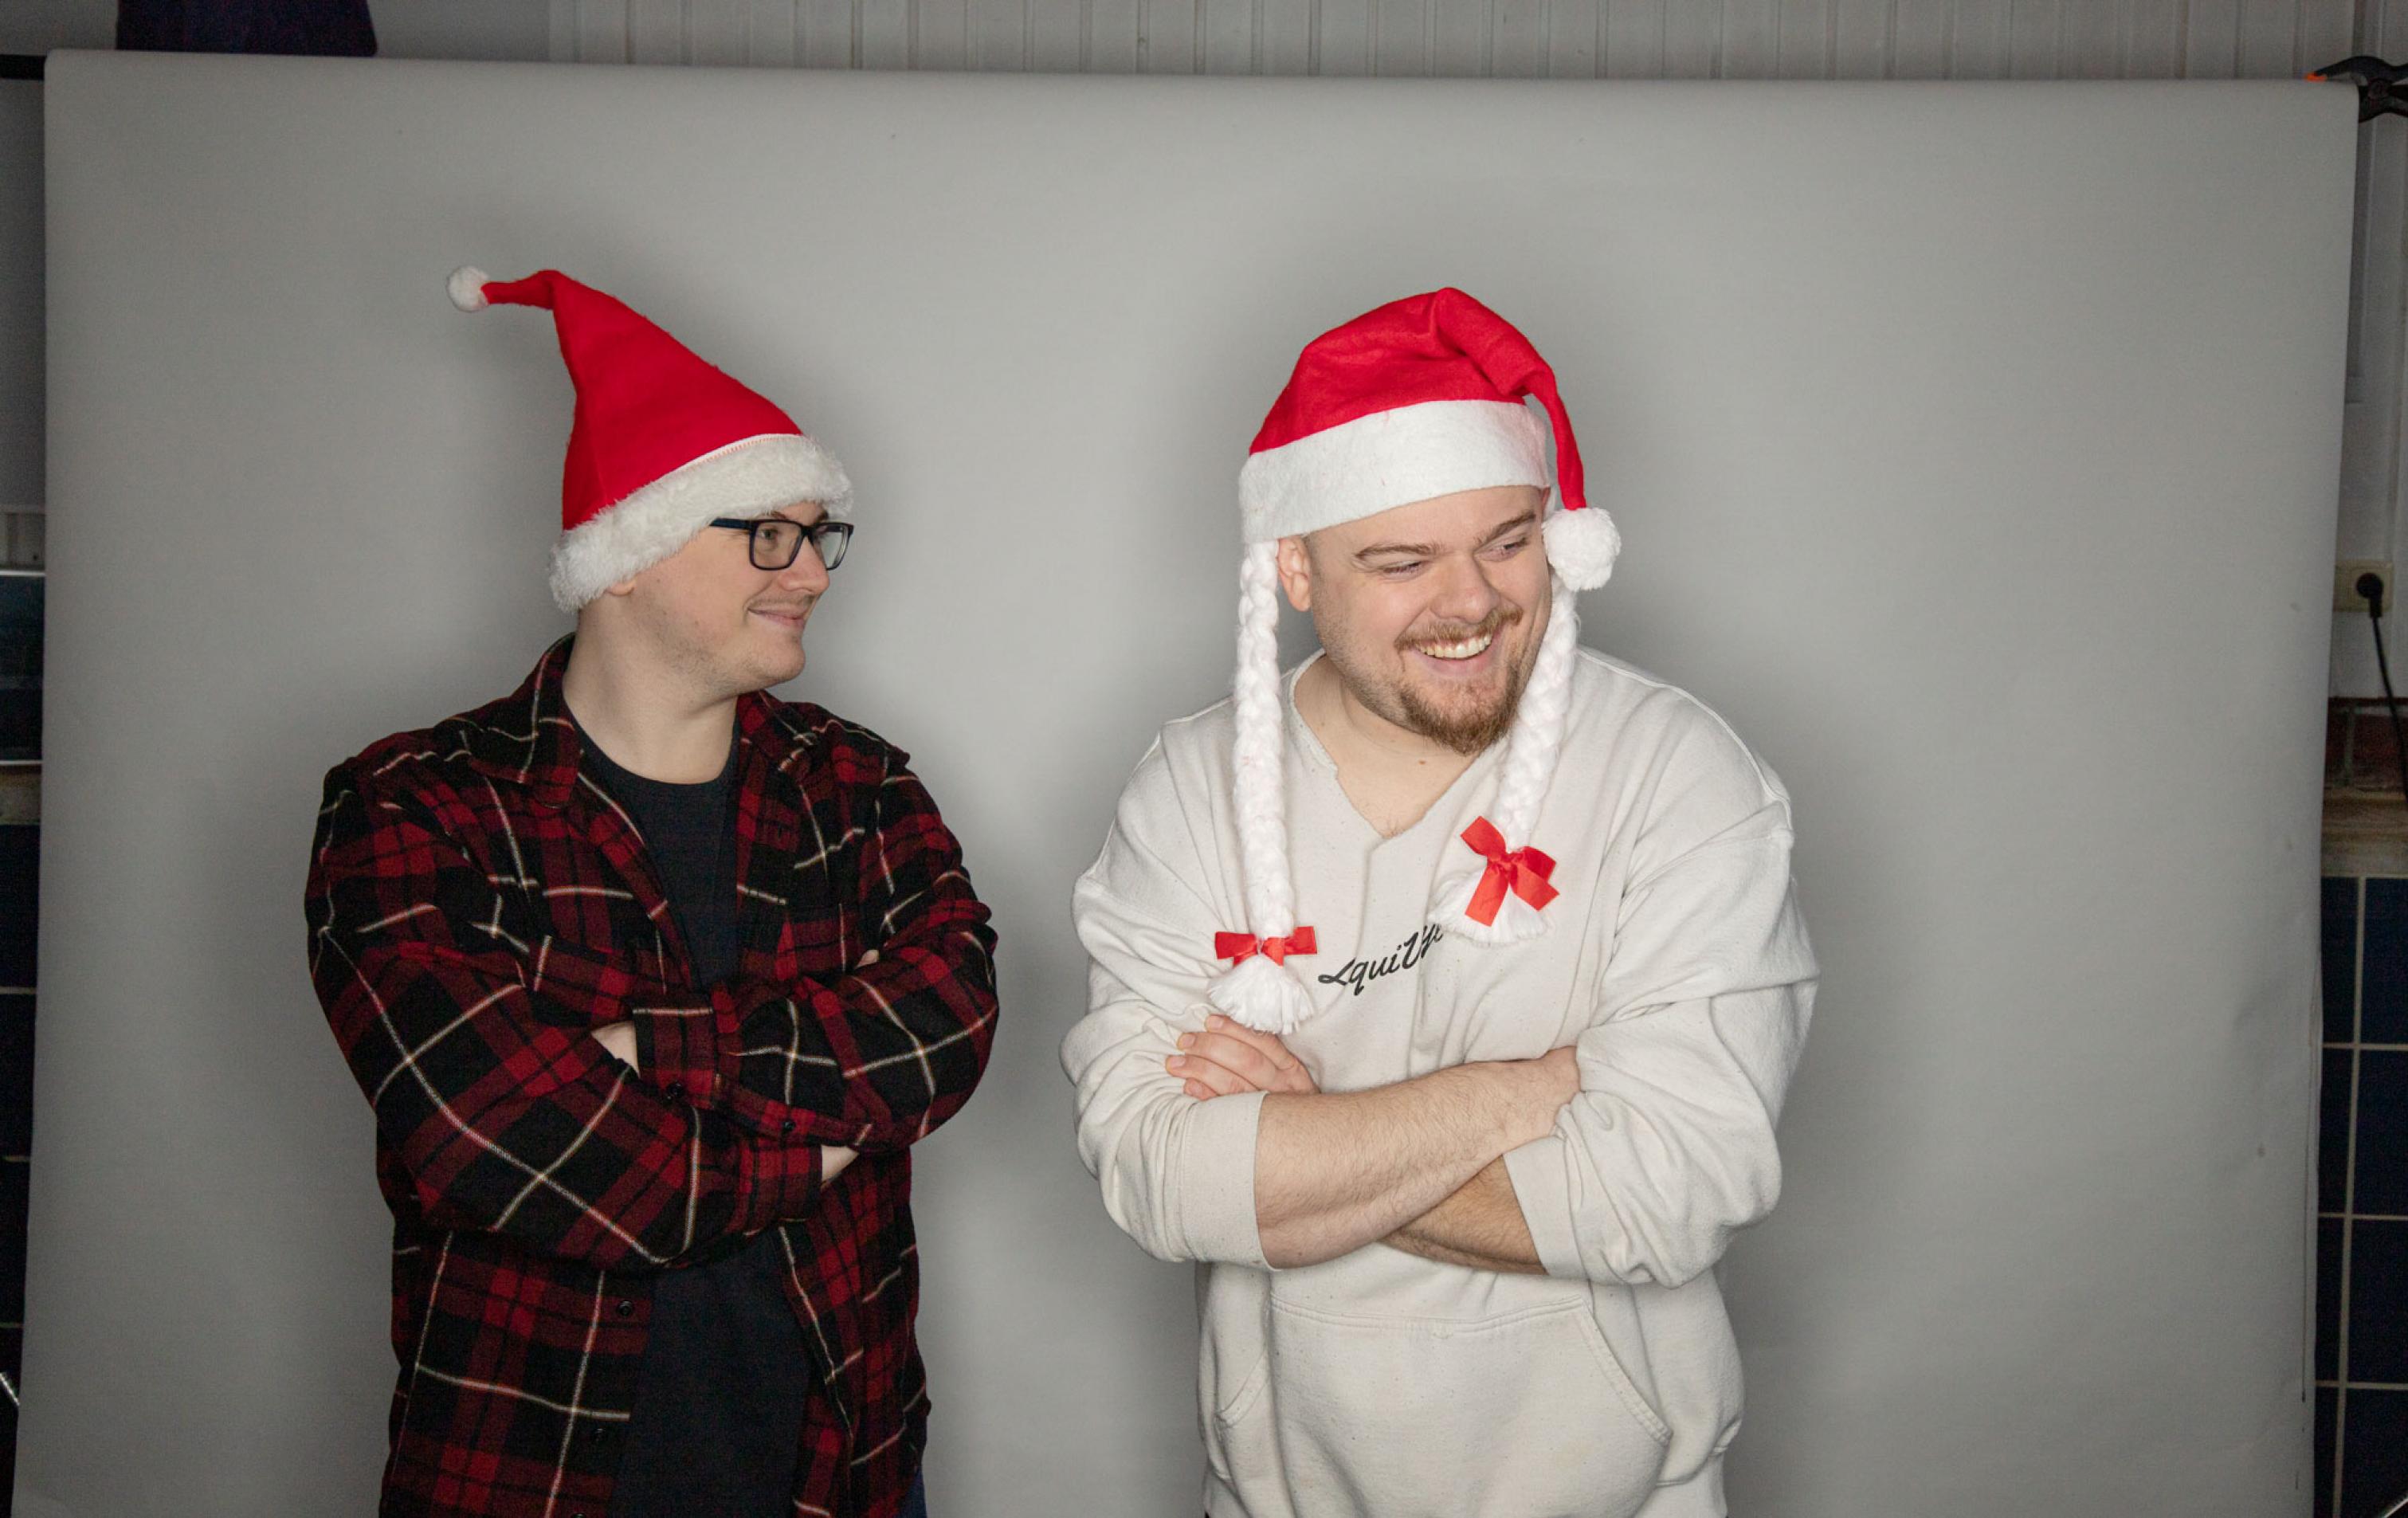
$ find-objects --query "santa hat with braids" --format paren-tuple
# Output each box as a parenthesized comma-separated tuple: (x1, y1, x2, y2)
(1209, 288, 1621, 1034)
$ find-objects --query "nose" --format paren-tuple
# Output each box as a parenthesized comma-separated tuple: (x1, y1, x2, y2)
(776, 547, 830, 595)
(1427, 551, 1501, 626)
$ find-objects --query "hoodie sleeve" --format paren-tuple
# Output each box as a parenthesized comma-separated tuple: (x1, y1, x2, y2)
(1503, 707, 1819, 1288)
(1061, 736, 1270, 1269)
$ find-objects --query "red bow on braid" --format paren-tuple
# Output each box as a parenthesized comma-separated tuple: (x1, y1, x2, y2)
(1214, 927, 1318, 966)
(1459, 816, 1559, 926)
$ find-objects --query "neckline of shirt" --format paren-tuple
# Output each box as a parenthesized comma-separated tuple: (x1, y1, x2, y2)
(571, 713, 739, 796)
(1281, 649, 1504, 851)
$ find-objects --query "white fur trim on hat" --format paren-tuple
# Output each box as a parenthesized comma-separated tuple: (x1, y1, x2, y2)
(447, 266, 490, 312)
(1238, 399, 1549, 543)
(547, 432, 853, 611)
(1543, 503, 1621, 591)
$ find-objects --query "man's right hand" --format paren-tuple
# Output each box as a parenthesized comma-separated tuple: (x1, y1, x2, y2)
(1508, 1045, 1581, 1146)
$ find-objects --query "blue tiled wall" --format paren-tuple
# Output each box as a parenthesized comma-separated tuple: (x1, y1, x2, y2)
(0, 822, 29, 1516)
(2320, 876, 2408, 1518)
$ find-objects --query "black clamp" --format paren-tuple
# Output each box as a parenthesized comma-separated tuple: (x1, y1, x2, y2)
(2312, 56, 2408, 121)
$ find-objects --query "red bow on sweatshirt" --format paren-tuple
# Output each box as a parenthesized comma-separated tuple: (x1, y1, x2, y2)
(1459, 817, 1559, 926)
(1214, 927, 1319, 966)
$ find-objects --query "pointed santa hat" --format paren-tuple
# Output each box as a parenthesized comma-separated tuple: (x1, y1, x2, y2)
(449, 267, 852, 612)
(1210, 288, 1621, 1034)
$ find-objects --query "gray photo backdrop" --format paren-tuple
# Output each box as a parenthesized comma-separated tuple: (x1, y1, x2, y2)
(22, 52, 2354, 1516)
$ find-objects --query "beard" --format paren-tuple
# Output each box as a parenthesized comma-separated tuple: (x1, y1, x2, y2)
(1322, 602, 1540, 758)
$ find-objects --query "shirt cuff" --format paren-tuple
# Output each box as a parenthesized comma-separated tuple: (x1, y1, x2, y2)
(735, 1132, 822, 1233)
(1502, 1133, 1588, 1281)
(1176, 1088, 1269, 1269)
(629, 995, 730, 1109)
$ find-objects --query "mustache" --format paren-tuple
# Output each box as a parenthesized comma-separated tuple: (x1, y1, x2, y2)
(1394, 604, 1520, 652)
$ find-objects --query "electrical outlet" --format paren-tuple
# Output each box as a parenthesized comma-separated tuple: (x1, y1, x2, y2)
(2338, 559, 2394, 613)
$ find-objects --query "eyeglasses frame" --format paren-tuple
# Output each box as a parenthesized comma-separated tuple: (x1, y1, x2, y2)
(709, 515, 853, 572)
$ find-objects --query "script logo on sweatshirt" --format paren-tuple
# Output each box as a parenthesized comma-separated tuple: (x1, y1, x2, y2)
(1317, 924, 1445, 998)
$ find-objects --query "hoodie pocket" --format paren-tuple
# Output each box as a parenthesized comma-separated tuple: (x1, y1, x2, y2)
(1264, 1294, 1669, 1518)
(1206, 1347, 1277, 1498)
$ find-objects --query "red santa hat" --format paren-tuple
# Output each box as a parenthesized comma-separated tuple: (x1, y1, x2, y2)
(448, 266, 851, 612)
(1211, 288, 1621, 1034)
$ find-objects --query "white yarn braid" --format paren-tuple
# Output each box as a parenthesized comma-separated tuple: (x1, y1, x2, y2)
(1489, 571, 1579, 847)
(1428, 571, 1580, 944)
(1209, 539, 1320, 1033)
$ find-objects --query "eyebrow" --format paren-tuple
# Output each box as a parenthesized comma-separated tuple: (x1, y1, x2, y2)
(1352, 509, 1539, 564)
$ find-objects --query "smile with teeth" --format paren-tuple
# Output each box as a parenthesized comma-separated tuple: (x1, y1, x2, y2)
(1412, 631, 1494, 661)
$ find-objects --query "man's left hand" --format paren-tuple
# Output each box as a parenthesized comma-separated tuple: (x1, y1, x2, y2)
(1167, 1014, 1320, 1099)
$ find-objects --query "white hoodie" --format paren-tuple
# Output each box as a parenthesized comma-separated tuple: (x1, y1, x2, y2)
(1064, 649, 1818, 1518)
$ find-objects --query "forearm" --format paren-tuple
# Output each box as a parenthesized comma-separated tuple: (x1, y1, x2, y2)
(309, 786, 824, 1272)
(1385, 1158, 1545, 1274)
(594, 1022, 855, 1185)
(329, 967, 822, 1269)
(634, 916, 998, 1151)
(1255, 1059, 1559, 1269)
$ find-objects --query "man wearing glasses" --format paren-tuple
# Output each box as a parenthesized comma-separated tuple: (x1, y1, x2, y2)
(305, 268, 996, 1518)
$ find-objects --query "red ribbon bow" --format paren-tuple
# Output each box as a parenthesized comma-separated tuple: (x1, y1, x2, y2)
(1214, 927, 1318, 966)
(1459, 817, 1559, 927)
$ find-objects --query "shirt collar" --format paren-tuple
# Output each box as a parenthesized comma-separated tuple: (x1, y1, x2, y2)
(461, 634, 810, 811)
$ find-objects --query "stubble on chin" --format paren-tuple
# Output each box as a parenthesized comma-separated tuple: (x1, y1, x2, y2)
(1394, 657, 1529, 755)
(1396, 608, 1541, 757)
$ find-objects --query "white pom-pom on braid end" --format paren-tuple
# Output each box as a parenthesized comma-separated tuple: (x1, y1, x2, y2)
(1427, 868, 1551, 945)
(1208, 953, 1318, 1034)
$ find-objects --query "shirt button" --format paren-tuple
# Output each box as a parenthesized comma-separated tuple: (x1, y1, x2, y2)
(614, 1298, 634, 1318)
(780, 1118, 797, 1137)
(665, 1081, 684, 1100)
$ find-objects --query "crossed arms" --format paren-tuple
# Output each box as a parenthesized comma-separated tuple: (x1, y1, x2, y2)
(306, 743, 997, 1273)
(1169, 1014, 1573, 1271)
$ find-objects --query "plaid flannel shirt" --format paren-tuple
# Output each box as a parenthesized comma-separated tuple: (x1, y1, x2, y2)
(305, 638, 998, 1518)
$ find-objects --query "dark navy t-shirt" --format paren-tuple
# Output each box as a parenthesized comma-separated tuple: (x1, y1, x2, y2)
(579, 727, 815, 1518)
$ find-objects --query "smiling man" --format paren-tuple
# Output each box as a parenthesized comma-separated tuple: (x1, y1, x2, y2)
(306, 269, 995, 1518)
(1064, 288, 1818, 1517)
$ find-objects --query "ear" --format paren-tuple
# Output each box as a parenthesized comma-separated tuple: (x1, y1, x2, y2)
(1275, 535, 1314, 613)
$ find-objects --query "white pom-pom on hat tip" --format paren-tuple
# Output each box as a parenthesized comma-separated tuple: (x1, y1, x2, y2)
(1544, 504, 1622, 592)
(1206, 953, 1319, 1036)
(447, 266, 492, 312)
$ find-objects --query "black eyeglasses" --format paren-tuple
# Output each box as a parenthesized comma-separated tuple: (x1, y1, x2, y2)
(710, 516, 853, 572)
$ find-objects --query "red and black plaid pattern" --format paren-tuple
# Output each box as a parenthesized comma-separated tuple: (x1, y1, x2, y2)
(306, 638, 998, 1518)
